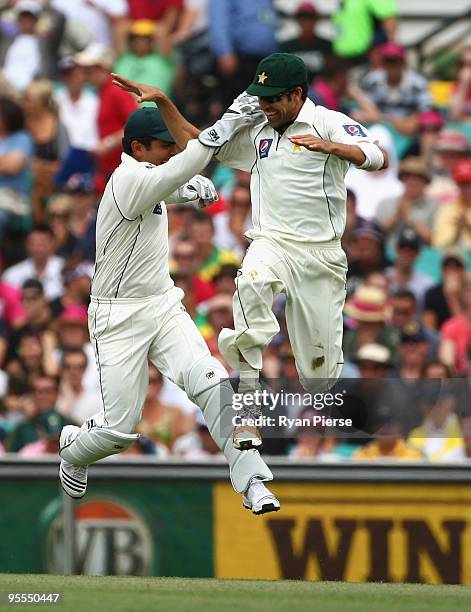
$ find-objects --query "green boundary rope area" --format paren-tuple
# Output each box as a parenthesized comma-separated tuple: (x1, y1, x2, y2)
(1, 575, 471, 612)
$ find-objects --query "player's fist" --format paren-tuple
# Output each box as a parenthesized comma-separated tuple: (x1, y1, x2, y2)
(183, 175, 219, 208)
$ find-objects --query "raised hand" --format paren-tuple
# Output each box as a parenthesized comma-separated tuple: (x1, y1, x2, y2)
(111, 73, 167, 104)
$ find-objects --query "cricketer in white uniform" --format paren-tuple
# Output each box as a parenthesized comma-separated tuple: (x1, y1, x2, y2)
(208, 53, 388, 449)
(59, 106, 279, 514)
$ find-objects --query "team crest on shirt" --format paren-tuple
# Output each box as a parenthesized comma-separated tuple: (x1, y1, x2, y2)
(342, 124, 367, 137)
(153, 203, 162, 215)
(258, 138, 273, 159)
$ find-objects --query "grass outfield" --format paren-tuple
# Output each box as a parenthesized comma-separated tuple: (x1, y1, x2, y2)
(0, 575, 470, 612)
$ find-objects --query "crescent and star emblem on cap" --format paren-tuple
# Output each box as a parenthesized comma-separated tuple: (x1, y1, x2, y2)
(258, 71, 268, 84)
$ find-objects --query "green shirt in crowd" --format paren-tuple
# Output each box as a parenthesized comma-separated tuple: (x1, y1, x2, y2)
(333, 0, 396, 58)
(114, 53, 176, 102)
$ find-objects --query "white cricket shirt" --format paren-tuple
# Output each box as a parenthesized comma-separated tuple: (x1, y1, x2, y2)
(91, 140, 213, 299)
(217, 98, 380, 243)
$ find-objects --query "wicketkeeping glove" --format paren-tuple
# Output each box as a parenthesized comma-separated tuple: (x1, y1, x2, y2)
(198, 92, 265, 148)
(230, 92, 262, 116)
(181, 175, 219, 208)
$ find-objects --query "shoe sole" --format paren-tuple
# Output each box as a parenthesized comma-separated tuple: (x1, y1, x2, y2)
(233, 438, 263, 451)
(59, 465, 86, 500)
(243, 501, 280, 515)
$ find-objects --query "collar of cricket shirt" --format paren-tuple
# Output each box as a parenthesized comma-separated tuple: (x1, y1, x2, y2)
(121, 152, 139, 165)
(121, 152, 156, 168)
(293, 97, 316, 126)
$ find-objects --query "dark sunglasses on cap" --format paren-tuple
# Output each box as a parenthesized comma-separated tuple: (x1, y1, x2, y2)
(259, 87, 298, 103)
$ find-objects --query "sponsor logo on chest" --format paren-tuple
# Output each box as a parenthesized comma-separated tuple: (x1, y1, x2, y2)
(258, 138, 273, 159)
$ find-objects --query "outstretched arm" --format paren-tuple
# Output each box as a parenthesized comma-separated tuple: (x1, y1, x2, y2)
(112, 74, 265, 165)
(289, 110, 388, 171)
(111, 74, 200, 148)
(289, 133, 388, 170)
(115, 140, 215, 219)
(289, 135, 370, 166)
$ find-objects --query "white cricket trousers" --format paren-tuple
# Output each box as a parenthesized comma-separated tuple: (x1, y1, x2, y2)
(86, 285, 272, 492)
(88, 286, 207, 432)
(218, 234, 348, 388)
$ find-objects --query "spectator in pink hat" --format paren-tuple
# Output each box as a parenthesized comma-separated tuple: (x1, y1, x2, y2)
(359, 43, 432, 135)
(417, 110, 444, 132)
(417, 109, 445, 160)
(58, 304, 88, 327)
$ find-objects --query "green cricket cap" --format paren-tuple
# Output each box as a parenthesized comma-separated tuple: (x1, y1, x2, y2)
(123, 107, 175, 144)
(246, 53, 308, 97)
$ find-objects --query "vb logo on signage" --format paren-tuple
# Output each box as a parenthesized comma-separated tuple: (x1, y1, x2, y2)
(47, 498, 153, 575)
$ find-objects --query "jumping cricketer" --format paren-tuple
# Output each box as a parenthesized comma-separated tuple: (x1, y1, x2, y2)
(59, 102, 280, 515)
(218, 53, 388, 449)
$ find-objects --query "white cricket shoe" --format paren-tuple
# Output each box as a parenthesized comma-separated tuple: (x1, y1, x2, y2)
(243, 479, 280, 515)
(59, 425, 88, 499)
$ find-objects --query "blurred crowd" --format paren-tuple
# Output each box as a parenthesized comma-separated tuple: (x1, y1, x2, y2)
(0, 0, 471, 462)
